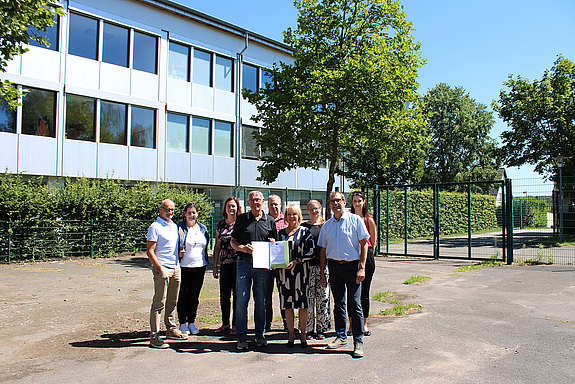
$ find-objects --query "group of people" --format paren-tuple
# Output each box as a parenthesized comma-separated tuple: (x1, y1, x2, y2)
(145, 189, 377, 358)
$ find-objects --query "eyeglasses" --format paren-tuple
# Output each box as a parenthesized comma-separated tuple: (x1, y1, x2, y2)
(329, 199, 344, 204)
(161, 207, 175, 212)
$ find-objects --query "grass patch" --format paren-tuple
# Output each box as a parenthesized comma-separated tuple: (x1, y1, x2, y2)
(381, 303, 423, 317)
(527, 235, 575, 247)
(404, 275, 430, 284)
(196, 312, 222, 325)
(454, 259, 504, 272)
(372, 291, 393, 301)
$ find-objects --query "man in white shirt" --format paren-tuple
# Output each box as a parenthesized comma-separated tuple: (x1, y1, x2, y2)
(146, 199, 188, 348)
(319, 191, 369, 358)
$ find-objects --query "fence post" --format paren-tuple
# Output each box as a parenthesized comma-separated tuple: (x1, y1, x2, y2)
(90, 219, 94, 258)
(506, 179, 514, 265)
(375, 185, 380, 255)
(434, 183, 439, 260)
(8, 218, 12, 263)
(467, 183, 472, 259)
(404, 186, 408, 256)
(386, 188, 389, 255)
(501, 181, 506, 262)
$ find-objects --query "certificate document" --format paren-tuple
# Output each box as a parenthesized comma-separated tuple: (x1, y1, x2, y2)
(252, 241, 292, 269)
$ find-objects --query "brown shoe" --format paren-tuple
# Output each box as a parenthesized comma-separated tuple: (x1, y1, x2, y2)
(166, 328, 188, 340)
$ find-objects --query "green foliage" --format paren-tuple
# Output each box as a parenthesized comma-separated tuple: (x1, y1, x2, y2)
(403, 275, 429, 284)
(244, 0, 426, 201)
(454, 260, 504, 272)
(372, 291, 393, 301)
(381, 188, 498, 240)
(0, 1, 65, 109)
(510, 196, 551, 228)
(493, 55, 575, 179)
(381, 302, 423, 316)
(0, 173, 212, 261)
(419, 83, 500, 186)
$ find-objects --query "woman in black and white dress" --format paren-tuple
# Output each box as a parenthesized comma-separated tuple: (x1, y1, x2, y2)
(277, 203, 315, 348)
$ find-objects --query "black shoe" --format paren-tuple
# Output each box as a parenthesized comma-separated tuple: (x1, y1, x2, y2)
(364, 330, 371, 336)
(300, 340, 308, 348)
(286, 341, 294, 348)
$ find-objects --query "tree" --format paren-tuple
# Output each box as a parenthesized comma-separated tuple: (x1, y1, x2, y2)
(419, 83, 500, 186)
(0, 1, 64, 109)
(244, 0, 426, 202)
(493, 55, 575, 179)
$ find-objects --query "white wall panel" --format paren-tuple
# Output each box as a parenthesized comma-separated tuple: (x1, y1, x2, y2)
(63, 140, 97, 178)
(100, 63, 130, 95)
(66, 55, 99, 89)
(213, 156, 235, 186)
(165, 151, 191, 183)
(0, 133, 18, 173)
(131, 70, 159, 100)
(297, 168, 314, 190)
(167, 78, 191, 107)
(4, 55, 21, 75)
(97, 143, 128, 179)
(129, 146, 157, 181)
(313, 169, 328, 191)
(240, 159, 261, 188)
(214, 89, 235, 116)
(277, 169, 297, 189)
(18, 135, 57, 176)
(191, 153, 213, 184)
(241, 98, 258, 122)
(21, 47, 60, 83)
(191, 83, 214, 112)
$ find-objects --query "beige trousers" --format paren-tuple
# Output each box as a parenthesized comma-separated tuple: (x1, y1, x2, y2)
(150, 265, 181, 335)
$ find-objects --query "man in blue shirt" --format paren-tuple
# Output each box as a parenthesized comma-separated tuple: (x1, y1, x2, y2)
(319, 191, 369, 358)
(146, 199, 188, 348)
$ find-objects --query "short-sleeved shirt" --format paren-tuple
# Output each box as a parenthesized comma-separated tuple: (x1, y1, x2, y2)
(318, 211, 370, 262)
(147, 216, 179, 268)
(231, 211, 277, 262)
(216, 219, 237, 265)
(273, 212, 288, 233)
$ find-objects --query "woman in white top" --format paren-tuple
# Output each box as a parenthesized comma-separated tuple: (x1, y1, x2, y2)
(177, 202, 209, 336)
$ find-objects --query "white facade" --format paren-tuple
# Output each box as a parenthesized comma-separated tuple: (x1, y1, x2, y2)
(0, 0, 349, 206)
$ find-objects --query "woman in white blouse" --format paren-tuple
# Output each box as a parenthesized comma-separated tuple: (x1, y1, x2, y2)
(177, 202, 209, 336)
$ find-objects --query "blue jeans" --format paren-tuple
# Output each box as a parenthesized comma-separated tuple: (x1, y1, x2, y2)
(328, 259, 364, 345)
(235, 259, 268, 340)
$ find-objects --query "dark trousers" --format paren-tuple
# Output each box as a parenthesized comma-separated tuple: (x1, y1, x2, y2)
(219, 262, 237, 327)
(177, 266, 206, 324)
(329, 259, 363, 345)
(361, 247, 376, 318)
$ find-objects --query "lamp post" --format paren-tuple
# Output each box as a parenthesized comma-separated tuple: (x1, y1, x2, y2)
(558, 155, 564, 243)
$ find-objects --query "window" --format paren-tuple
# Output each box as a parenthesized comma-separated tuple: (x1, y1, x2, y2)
(262, 69, 273, 89)
(66, 95, 95, 141)
(242, 64, 258, 93)
(168, 42, 189, 81)
(100, 101, 126, 144)
(191, 117, 210, 155)
(166, 113, 188, 152)
(102, 22, 129, 67)
(0, 101, 15, 133)
(69, 13, 98, 60)
(214, 121, 232, 157)
(22, 87, 56, 137)
(242, 125, 259, 159)
(215, 56, 233, 92)
(133, 32, 157, 74)
(131, 107, 155, 148)
(193, 49, 211, 86)
(28, 14, 59, 51)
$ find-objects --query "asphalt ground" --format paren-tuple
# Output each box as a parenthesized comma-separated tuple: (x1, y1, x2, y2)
(1, 255, 574, 383)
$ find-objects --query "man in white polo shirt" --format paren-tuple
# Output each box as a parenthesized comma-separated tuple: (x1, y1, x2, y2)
(146, 199, 187, 348)
(319, 191, 369, 358)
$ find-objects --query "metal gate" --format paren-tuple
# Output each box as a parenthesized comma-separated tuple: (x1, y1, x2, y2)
(373, 179, 513, 264)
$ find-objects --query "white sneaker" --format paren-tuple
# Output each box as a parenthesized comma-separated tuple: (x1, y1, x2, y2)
(188, 323, 200, 335)
(179, 323, 190, 335)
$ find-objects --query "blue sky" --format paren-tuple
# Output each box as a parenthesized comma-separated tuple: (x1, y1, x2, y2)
(178, 0, 574, 181)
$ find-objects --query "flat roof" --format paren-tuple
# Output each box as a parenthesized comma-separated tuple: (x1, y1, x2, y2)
(134, 0, 294, 54)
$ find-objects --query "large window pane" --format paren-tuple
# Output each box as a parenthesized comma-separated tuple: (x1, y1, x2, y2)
(242, 125, 259, 159)
(133, 32, 157, 74)
(215, 56, 233, 92)
(168, 42, 189, 81)
(242, 64, 257, 93)
(22, 87, 56, 137)
(214, 121, 232, 157)
(131, 107, 155, 148)
(103, 23, 129, 67)
(193, 49, 211, 86)
(191, 117, 210, 155)
(0, 101, 15, 133)
(69, 13, 98, 60)
(28, 14, 58, 51)
(100, 101, 126, 145)
(166, 113, 188, 152)
(66, 94, 95, 141)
